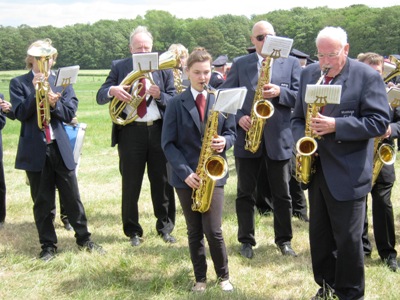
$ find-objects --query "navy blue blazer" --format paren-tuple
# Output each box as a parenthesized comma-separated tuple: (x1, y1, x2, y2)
(291, 59, 391, 200)
(96, 56, 176, 147)
(0, 93, 5, 161)
(161, 88, 236, 189)
(221, 52, 301, 160)
(9, 71, 78, 172)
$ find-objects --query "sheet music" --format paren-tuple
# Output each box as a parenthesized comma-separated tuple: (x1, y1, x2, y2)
(213, 87, 247, 114)
(305, 85, 342, 105)
(261, 36, 293, 58)
(132, 52, 159, 71)
(387, 87, 400, 108)
(55, 65, 80, 87)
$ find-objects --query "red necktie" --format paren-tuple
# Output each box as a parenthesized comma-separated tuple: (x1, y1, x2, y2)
(195, 93, 206, 122)
(137, 78, 147, 118)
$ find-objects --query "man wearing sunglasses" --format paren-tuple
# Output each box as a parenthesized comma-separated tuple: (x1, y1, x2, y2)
(221, 20, 302, 259)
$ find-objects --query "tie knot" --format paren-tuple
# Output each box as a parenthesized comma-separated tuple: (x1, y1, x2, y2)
(196, 93, 205, 102)
(324, 76, 333, 85)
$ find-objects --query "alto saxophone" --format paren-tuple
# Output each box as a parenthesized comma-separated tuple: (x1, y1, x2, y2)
(371, 91, 398, 186)
(245, 56, 275, 153)
(192, 85, 228, 213)
(295, 68, 330, 184)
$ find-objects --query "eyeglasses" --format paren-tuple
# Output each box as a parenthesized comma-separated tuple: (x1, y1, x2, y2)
(316, 47, 344, 59)
(255, 34, 272, 42)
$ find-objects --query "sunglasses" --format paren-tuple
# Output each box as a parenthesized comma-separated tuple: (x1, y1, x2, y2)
(255, 34, 272, 42)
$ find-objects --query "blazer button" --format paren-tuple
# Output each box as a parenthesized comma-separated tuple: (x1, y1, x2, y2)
(337, 140, 342, 144)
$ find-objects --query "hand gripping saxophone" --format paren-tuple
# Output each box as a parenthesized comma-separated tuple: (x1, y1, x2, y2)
(244, 54, 276, 153)
(191, 85, 228, 213)
(109, 51, 176, 125)
(295, 68, 330, 185)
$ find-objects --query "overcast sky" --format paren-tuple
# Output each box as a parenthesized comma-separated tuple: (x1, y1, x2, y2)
(0, 0, 398, 28)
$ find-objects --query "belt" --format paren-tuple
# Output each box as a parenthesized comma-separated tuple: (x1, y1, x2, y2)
(130, 119, 161, 127)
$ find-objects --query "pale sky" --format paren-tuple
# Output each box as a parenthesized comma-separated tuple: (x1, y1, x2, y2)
(0, 0, 398, 28)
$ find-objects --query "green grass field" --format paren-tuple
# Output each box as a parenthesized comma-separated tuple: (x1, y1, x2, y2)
(0, 71, 399, 299)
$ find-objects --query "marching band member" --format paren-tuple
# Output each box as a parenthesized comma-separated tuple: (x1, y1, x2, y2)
(358, 52, 399, 272)
(291, 27, 390, 299)
(97, 26, 177, 247)
(9, 39, 104, 261)
(161, 47, 235, 292)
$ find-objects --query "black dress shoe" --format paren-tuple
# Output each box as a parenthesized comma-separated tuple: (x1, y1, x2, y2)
(39, 247, 56, 262)
(385, 257, 399, 272)
(293, 212, 309, 222)
(239, 243, 253, 259)
(277, 243, 297, 257)
(162, 233, 176, 244)
(79, 240, 106, 254)
(130, 234, 141, 246)
(61, 218, 73, 231)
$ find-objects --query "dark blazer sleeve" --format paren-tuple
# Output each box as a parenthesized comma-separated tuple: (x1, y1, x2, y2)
(0, 93, 5, 131)
(10, 72, 77, 171)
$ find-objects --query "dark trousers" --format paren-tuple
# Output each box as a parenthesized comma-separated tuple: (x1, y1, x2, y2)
(362, 181, 397, 260)
(26, 142, 91, 249)
(118, 121, 175, 238)
(309, 162, 365, 300)
(256, 152, 308, 218)
(236, 154, 293, 246)
(176, 187, 229, 283)
(0, 159, 5, 223)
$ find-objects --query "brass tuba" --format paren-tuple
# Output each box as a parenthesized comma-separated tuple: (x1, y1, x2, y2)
(244, 55, 275, 153)
(192, 84, 228, 213)
(27, 42, 57, 130)
(109, 51, 176, 125)
(295, 68, 330, 184)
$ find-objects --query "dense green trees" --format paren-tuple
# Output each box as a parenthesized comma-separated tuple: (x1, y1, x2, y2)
(0, 5, 398, 70)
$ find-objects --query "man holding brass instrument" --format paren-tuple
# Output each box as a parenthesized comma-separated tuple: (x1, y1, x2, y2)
(97, 26, 177, 247)
(357, 52, 399, 272)
(291, 27, 390, 299)
(9, 39, 104, 261)
(221, 20, 302, 259)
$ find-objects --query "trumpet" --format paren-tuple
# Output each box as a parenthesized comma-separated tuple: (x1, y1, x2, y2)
(27, 43, 57, 130)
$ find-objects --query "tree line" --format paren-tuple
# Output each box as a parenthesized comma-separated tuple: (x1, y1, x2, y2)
(0, 5, 399, 71)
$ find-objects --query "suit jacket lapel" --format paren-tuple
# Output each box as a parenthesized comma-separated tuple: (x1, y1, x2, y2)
(182, 89, 202, 133)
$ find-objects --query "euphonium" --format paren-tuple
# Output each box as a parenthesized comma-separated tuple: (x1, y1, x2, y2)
(27, 44, 57, 130)
(192, 84, 228, 213)
(295, 68, 330, 184)
(244, 56, 275, 153)
(109, 51, 176, 125)
(384, 55, 400, 84)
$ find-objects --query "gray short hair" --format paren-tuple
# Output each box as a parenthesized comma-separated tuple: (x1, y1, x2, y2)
(316, 26, 348, 47)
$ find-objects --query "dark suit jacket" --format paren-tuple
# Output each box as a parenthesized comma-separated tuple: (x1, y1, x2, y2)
(161, 88, 236, 189)
(209, 71, 225, 89)
(9, 71, 78, 172)
(96, 56, 176, 147)
(221, 52, 301, 160)
(291, 59, 391, 200)
(0, 93, 4, 160)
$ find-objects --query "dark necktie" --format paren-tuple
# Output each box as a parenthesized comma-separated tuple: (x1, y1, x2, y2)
(195, 93, 206, 122)
(137, 78, 147, 118)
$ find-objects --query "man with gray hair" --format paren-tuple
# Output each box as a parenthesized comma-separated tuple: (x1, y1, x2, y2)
(97, 26, 177, 247)
(291, 27, 390, 299)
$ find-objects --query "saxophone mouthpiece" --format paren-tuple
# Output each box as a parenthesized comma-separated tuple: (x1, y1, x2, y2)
(203, 83, 210, 91)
